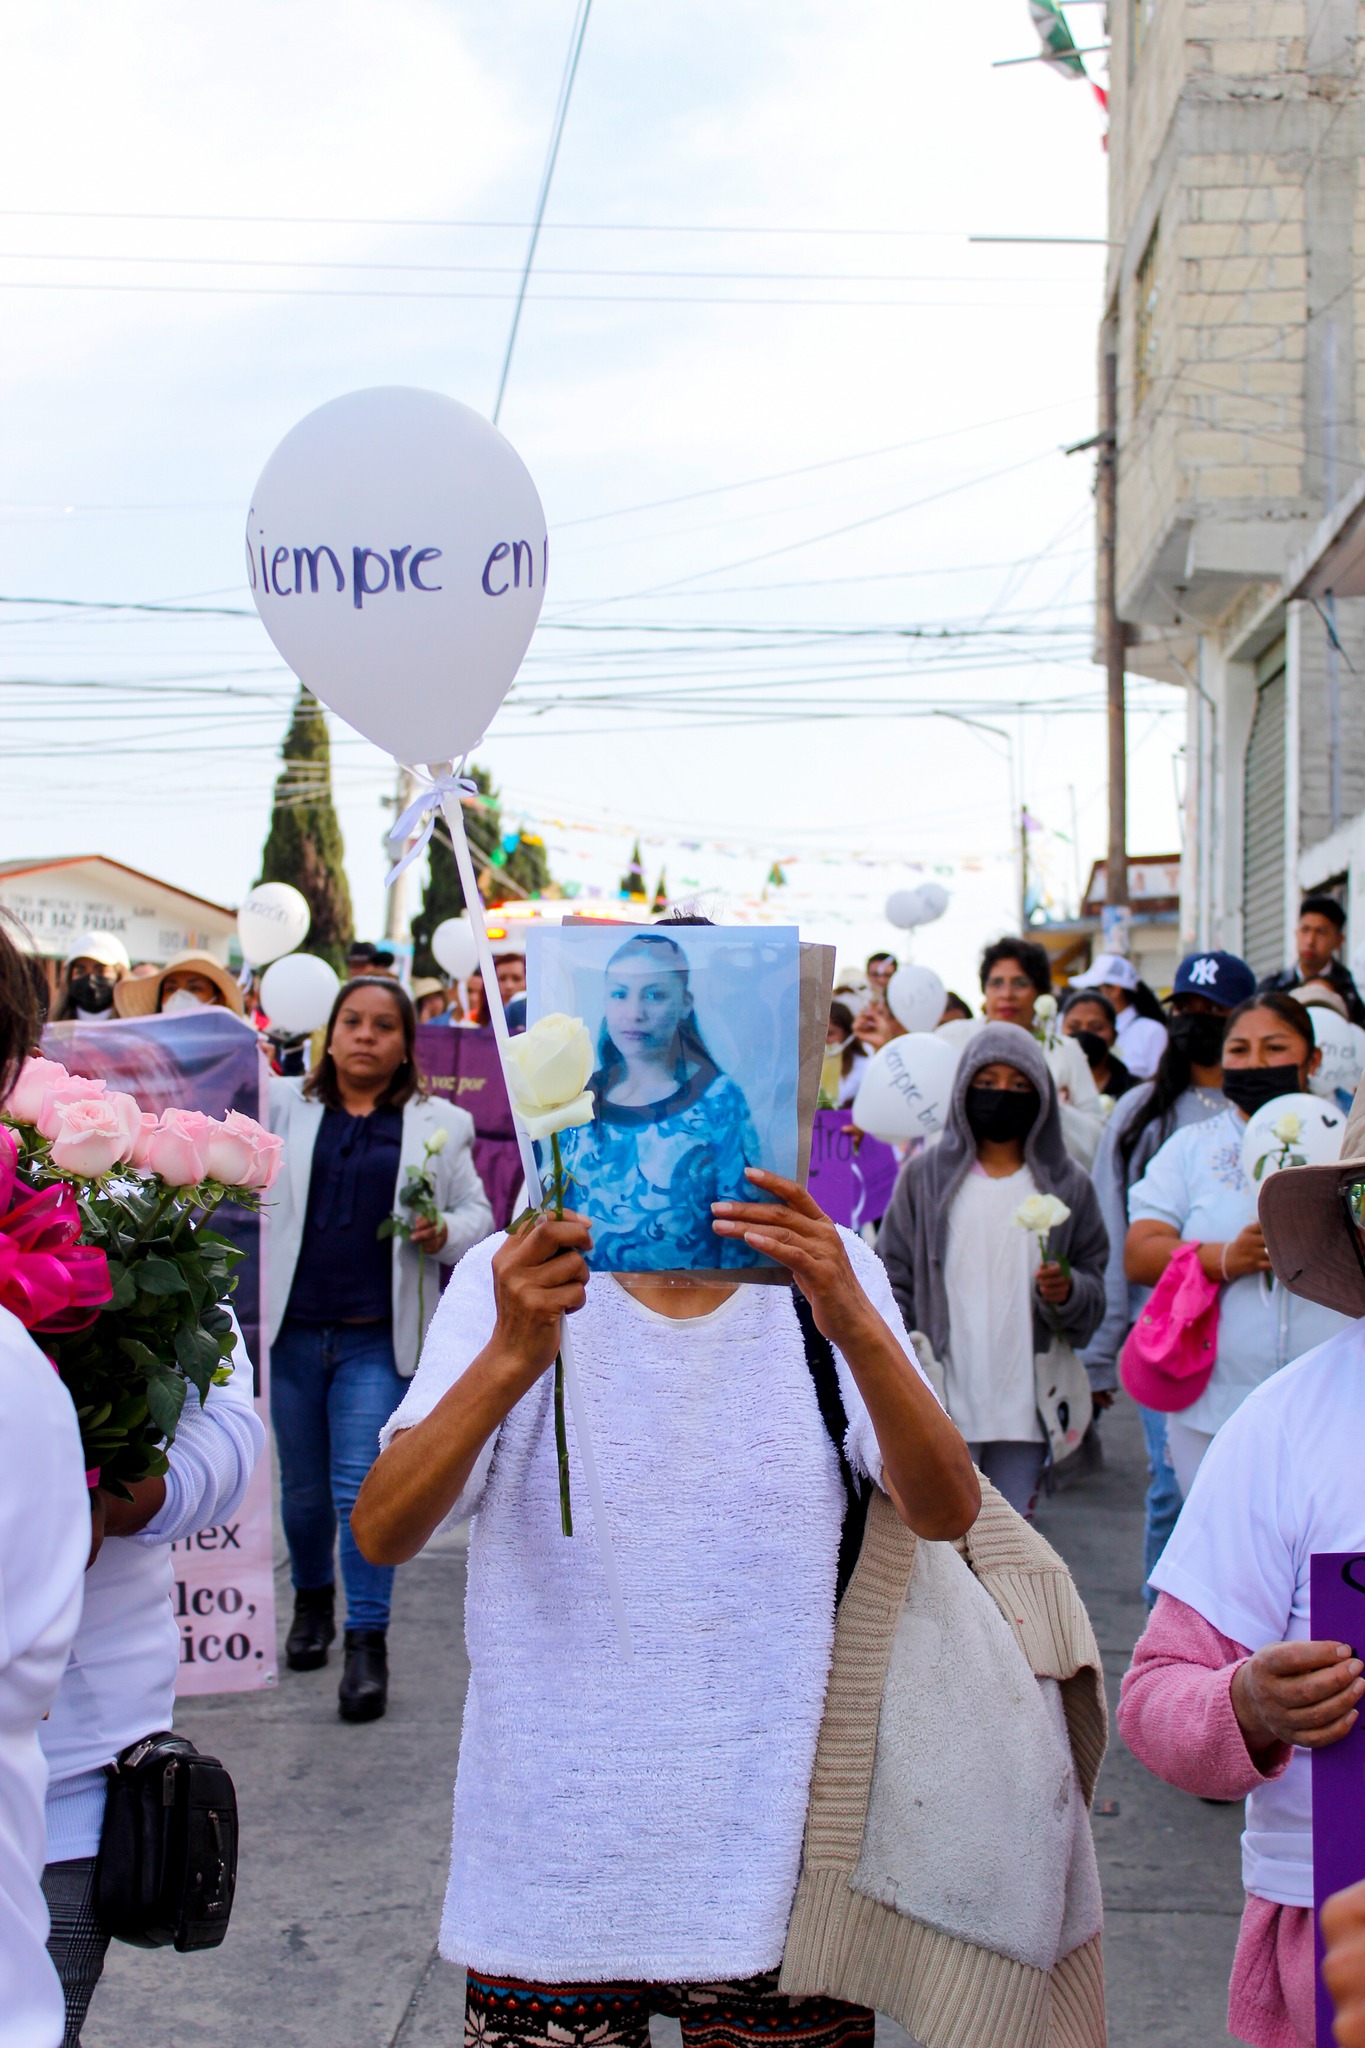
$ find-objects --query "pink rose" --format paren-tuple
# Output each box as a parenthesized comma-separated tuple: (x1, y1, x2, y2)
(3, 1055, 70, 1126)
(48, 1096, 136, 1178)
(200, 1112, 260, 1187)
(129, 1113, 161, 1168)
(35, 1074, 108, 1142)
(247, 1128, 284, 1192)
(143, 1108, 216, 1187)
(101, 1092, 143, 1157)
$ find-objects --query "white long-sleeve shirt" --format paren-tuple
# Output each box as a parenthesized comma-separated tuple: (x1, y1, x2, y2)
(40, 1330, 263, 1861)
(0, 1309, 88, 2048)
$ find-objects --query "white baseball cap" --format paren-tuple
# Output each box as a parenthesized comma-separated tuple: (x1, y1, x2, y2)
(1072, 951, 1139, 993)
(65, 931, 131, 972)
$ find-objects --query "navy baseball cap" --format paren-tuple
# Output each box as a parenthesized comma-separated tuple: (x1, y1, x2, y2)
(1169, 950, 1257, 1009)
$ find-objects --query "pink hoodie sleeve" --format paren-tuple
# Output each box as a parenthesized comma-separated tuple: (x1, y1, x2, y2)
(1118, 1591, 1293, 1799)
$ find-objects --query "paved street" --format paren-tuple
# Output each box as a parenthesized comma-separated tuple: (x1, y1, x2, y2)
(84, 1393, 1248, 2048)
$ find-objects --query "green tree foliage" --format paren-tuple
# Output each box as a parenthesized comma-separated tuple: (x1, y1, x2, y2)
(257, 687, 354, 972)
(410, 765, 554, 978)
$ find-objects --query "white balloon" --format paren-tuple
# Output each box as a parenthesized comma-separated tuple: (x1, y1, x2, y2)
(851, 1033, 960, 1145)
(237, 882, 311, 968)
(247, 388, 546, 765)
(887, 963, 948, 1034)
(260, 952, 340, 1036)
(1308, 1008, 1365, 1104)
(431, 916, 479, 981)
(1240, 1091, 1346, 1186)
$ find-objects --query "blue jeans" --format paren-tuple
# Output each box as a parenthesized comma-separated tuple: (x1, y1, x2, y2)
(271, 1319, 405, 1631)
(1139, 1404, 1182, 1606)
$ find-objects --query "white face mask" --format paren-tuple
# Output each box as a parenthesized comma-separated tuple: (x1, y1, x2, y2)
(162, 989, 210, 1016)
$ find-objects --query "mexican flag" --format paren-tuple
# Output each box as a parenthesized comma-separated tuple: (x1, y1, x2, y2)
(1029, 0, 1087, 77)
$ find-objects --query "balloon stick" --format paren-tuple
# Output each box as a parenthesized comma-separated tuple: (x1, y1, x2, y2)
(434, 767, 633, 1661)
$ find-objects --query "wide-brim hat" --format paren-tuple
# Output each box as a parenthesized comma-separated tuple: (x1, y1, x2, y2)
(1260, 1077, 1365, 1315)
(113, 950, 246, 1019)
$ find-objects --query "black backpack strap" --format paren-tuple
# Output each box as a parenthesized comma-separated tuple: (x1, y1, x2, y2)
(790, 1288, 871, 1605)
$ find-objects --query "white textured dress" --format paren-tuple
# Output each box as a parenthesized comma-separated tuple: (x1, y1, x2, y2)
(381, 1229, 920, 1986)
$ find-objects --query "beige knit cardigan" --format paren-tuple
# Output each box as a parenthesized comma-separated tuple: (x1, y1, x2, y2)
(779, 1481, 1108, 2048)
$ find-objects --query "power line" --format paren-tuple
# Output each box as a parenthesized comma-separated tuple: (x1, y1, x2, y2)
(494, 0, 595, 424)
(0, 207, 965, 238)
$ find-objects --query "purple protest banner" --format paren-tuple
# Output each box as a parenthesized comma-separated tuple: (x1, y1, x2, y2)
(41, 1011, 277, 1696)
(1311, 1553, 1365, 2046)
(806, 1108, 899, 1230)
(417, 1023, 522, 1228)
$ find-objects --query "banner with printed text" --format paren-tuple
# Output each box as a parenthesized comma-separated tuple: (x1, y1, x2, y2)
(43, 1009, 278, 1696)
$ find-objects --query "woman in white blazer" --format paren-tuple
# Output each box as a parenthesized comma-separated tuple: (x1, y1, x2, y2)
(267, 975, 493, 1721)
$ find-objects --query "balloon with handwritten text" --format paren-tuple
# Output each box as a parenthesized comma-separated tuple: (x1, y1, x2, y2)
(246, 388, 547, 765)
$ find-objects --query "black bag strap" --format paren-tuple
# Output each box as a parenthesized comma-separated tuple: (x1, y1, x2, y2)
(791, 1287, 871, 1605)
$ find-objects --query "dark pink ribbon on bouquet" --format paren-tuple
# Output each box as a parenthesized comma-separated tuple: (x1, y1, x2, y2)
(0, 1126, 112, 1335)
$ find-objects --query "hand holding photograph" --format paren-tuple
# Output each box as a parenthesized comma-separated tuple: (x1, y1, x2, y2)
(526, 921, 801, 1277)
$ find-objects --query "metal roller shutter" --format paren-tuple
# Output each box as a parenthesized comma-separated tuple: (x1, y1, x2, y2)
(1242, 660, 1287, 976)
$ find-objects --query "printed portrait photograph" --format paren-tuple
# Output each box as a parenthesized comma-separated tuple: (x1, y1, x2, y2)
(526, 922, 801, 1278)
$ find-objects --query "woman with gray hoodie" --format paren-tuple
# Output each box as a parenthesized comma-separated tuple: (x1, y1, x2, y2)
(876, 1023, 1108, 1516)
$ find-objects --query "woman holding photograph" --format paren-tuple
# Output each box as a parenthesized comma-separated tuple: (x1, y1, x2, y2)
(555, 930, 765, 1271)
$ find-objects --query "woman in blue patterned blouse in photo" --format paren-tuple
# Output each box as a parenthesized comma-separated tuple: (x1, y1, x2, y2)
(553, 931, 765, 1271)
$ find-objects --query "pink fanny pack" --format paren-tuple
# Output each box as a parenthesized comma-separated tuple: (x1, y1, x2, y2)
(1119, 1241, 1221, 1413)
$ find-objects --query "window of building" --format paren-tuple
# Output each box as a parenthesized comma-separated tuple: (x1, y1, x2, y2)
(1134, 222, 1160, 410)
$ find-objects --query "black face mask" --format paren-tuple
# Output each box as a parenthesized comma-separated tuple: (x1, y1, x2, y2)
(1071, 1029, 1110, 1072)
(1221, 1064, 1303, 1117)
(965, 1085, 1040, 1145)
(68, 973, 115, 1014)
(1167, 1011, 1226, 1069)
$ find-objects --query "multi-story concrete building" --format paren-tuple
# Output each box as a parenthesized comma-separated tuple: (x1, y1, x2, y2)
(1104, 0, 1365, 975)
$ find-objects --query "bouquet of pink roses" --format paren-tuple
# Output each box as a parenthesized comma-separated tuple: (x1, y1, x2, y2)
(1, 1056, 282, 1495)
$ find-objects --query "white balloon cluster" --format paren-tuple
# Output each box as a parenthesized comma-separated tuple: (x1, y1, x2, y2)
(885, 883, 950, 931)
(237, 882, 311, 969)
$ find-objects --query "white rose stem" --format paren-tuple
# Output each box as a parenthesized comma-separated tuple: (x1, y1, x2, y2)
(435, 774, 633, 1661)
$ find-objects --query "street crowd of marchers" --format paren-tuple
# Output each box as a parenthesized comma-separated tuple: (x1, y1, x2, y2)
(7, 897, 1365, 2048)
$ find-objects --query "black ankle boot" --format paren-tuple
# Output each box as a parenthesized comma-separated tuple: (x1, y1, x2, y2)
(338, 1630, 388, 1722)
(285, 1585, 336, 1671)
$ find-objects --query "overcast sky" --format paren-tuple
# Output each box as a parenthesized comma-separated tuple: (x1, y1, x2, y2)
(0, 0, 1176, 994)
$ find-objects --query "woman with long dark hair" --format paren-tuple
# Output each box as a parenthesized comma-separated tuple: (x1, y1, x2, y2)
(553, 930, 763, 1272)
(266, 976, 492, 1720)
(1082, 951, 1253, 1594)
(1124, 989, 1349, 1495)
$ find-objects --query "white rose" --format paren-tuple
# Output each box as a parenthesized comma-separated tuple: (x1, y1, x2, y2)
(1271, 1111, 1303, 1143)
(503, 1014, 595, 1143)
(426, 1126, 449, 1155)
(1011, 1192, 1072, 1236)
(1033, 993, 1058, 1022)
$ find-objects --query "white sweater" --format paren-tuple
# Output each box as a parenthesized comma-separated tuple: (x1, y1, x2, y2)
(40, 1333, 264, 1861)
(0, 1310, 88, 2048)
(382, 1230, 927, 1985)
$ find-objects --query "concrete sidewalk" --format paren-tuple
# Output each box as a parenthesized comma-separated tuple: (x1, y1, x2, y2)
(84, 1395, 1248, 2048)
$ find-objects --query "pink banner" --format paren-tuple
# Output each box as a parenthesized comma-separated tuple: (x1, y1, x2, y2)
(42, 1011, 278, 1697)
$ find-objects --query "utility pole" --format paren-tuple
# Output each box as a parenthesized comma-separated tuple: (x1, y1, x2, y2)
(384, 767, 417, 947)
(1099, 341, 1130, 946)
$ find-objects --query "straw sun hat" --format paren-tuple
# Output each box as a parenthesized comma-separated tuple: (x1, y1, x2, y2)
(113, 950, 246, 1020)
(1260, 1075, 1365, 1316)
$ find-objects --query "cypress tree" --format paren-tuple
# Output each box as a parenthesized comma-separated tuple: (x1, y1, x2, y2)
(410, 766, 554, 978)
(620, 839, 646, 901)
(257, 686, 354, 972)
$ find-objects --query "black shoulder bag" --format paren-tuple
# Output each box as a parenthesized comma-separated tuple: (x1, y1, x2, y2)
(96, 1732, 238, 1951)
(791, 1289, 872, 1605)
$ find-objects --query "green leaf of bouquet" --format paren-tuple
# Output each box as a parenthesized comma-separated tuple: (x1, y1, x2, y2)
(145, 1371, 187, 1439)
(117, 1336, 164, 1372)
(136, 1255, 189, 1296)
(175, 1320, 220, 1374)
